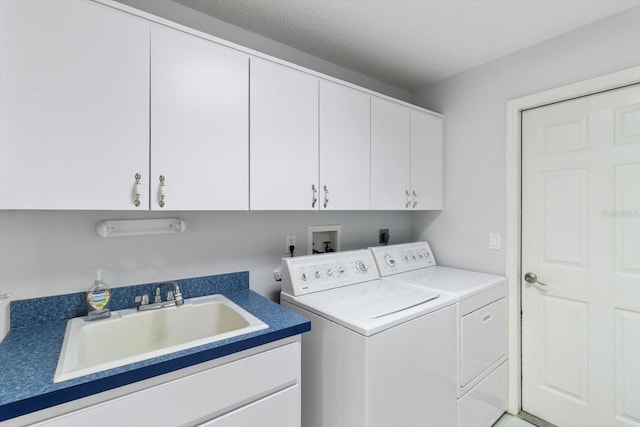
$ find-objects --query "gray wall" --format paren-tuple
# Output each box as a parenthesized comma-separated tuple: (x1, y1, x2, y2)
(0, 211, 411, 301)
(411, 6, 640, 275)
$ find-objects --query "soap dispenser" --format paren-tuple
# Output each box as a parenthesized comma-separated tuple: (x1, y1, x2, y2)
(87, 270, 111, 321)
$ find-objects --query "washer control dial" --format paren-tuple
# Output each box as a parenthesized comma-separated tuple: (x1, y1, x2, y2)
(355, 260, 368, 273)
(384, 255, 396, 268)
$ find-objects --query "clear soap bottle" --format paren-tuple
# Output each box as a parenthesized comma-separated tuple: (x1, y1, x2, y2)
(87, 269, 111, 321)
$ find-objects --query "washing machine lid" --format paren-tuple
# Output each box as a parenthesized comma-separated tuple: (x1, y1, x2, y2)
(387, 266, 506, 301)
(282, 279, 452, 336)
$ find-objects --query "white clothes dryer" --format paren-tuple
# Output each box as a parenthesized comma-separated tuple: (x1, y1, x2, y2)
(369, 242, 508, 427)
(280, 249, 457, 427)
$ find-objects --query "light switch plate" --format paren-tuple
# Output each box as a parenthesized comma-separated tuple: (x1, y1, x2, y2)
(489, 233, 501, 250)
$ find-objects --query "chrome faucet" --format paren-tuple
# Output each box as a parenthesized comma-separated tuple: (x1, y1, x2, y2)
(135, 281, 184, 311)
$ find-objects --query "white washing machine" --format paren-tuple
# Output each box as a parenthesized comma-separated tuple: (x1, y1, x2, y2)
(280, 249, 457, 427)
(369, 242, 508, 427)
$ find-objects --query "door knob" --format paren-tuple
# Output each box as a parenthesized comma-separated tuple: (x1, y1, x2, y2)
(524, 272, 547, 287)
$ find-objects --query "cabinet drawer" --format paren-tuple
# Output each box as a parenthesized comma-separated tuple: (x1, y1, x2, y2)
(35, 342, 300, 427)
(460, 298, 506, 387)
(458, 362, 507, 427)
(199, 385, 300, 427)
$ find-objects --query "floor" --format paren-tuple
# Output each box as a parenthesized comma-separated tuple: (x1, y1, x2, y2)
(494, 413, 537, 426)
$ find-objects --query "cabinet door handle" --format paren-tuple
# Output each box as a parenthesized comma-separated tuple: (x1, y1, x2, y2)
(133, 173, 142, 207)
(405, 190, 411, 208)
(311, 184, 318, 208)
(412, 190, 418, 208)
(159, 175, 166, 208)
(323, 185, 330, 208)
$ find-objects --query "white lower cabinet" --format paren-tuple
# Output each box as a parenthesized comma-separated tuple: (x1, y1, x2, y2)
(32, 341, 300, 427)
(199, 387, 299, 427)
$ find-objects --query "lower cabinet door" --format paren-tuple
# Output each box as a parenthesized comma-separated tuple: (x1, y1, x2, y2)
(33, 342, 300, 427)
(199, 385, 300, 427)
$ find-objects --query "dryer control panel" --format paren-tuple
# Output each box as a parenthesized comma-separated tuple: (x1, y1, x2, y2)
(281, 250, 379, 296)
(370, 241, 436, 276)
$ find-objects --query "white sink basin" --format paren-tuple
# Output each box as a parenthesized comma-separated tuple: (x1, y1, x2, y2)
(54, 294, 267, 383)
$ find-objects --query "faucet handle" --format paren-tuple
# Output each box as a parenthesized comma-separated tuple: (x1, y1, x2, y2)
(173, 284, 184, 306)
(154, 287, 162, 303)
(166, 290, 174, 301)
(135, 294, 149, 305)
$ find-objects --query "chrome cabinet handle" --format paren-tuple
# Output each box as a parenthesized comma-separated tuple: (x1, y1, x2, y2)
(323, 185, 329, 208)
(133, 173, 142, 207)
(159, 175, 166, 208)
(412, 190, 418, 208)
(312, 184, 318, 208)
(524, 272, 548, 287)
(405, 190, 411, 208)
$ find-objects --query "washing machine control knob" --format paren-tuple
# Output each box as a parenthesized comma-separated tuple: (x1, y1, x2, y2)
(356, 260, 368, 273)
(301, 272, 308, 281)
(338, 265, 345, 274)
(314, 270, 321, 279)
(384, 255, 396, 268)
(327, 268, 333, 276)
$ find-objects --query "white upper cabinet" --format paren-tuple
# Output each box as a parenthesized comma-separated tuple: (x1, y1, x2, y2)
(250, 58, 319, 210)
(370, 97, 443, 210)
(319, 81, 371, 210)
(0, 0, 443, 212)
(150, 25, 249, 210)
(410, 110, 443, 210)
(0, 0, 150, 210)
(370, 97, 412, 210)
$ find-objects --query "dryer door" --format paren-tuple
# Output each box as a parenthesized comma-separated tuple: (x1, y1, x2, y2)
(460, 297, 507, 387)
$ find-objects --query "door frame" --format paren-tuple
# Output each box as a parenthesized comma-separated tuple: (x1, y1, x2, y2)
(504, 65, 640, 414)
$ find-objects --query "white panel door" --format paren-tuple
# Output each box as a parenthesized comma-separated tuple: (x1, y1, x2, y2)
(151, 25, 248, 210)
(371, 97, 411, 210)
(0, 0, 149, 210)
(410, 110, 443, 210)
(319, 81, 370, 210)
(522, 84, 640, 427)
(250, 58, 319, 210)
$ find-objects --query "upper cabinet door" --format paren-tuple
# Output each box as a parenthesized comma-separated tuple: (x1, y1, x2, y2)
(150, 25, 249, 211)
(370, 97, 411, 210)
(250, 58, 319, 210)
(0, 0, 150, 210)
(319, 81, 370, 210)
(410, 110, 443, 210)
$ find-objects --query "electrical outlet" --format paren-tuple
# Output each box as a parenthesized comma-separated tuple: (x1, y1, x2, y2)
(285, 235, 296, 254)
(379, 228, 389, 245)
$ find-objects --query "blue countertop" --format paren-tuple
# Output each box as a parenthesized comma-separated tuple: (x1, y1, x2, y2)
(0, 272, 310, 423)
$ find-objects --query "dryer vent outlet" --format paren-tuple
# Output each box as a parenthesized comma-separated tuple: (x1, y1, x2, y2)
(379, 229, 389, 245)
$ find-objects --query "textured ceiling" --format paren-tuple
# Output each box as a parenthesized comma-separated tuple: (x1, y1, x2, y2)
(173, 0, 640, 91)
